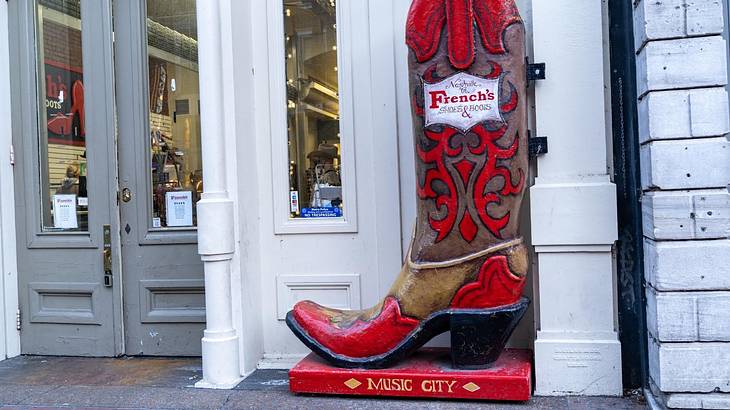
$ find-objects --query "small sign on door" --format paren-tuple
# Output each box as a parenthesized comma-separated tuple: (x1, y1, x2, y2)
(53, 194, 78, 229)
(290, 191, 300, 214)
(165, 191, 193, 227)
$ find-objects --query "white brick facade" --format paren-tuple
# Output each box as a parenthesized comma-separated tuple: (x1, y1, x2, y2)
(639, 88, 730, 144)
(634, 0, 730, 407)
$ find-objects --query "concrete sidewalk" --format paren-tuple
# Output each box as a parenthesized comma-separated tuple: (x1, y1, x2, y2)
(0, 356, 647, 409)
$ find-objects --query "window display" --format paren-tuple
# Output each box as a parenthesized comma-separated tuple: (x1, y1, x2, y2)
(146, 0, 202, 228)
(34, 0, 88, 231)
(284, 0, 343, 219)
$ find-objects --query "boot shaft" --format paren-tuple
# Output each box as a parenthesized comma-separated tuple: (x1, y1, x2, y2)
(406, 0, 528, 263)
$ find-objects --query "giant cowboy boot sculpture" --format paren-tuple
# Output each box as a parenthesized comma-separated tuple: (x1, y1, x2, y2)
(287, 0, 529, 369)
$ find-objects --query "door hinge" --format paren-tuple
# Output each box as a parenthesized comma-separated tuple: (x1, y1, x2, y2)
(9, 144, 15, 166)
(16, 308, 21, 332)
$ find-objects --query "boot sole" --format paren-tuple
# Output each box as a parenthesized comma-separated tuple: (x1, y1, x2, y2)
(286, 297, 530, 369)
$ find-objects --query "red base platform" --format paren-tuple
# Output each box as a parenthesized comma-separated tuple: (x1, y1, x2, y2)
(289, 348, 532, 401)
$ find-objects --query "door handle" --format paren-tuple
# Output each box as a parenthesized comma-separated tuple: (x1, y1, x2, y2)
(103, 224, 113, 287)
(121, 188, 132, 203)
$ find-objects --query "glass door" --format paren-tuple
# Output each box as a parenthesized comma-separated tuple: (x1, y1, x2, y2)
(10, 0, 122, 356)
(114, 0, 205, 356)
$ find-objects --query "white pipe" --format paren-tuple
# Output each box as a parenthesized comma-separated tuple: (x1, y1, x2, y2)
(197, 0, 227, 194)
(195, 0, 242, 390)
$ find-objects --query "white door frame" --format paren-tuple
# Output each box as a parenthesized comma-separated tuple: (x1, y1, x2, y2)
(0, 0, 21, 361)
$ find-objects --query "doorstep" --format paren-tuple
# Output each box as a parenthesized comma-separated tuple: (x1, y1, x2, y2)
(0, 356, 647, 409)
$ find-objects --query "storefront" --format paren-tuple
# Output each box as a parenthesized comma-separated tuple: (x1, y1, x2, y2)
(0, 0, 728, 406)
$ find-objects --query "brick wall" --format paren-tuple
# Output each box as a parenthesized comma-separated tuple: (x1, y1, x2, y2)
(39, 0, 80, 20)
(42, 19, 82, 71)
(634, 0, 730, 408)
(147, 19, 198, 63)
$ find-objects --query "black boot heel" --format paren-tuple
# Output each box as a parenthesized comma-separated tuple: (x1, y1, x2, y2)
(449, 298, 530, 370)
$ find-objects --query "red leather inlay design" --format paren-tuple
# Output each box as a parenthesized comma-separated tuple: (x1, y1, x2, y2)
(450, 255, 525, 309)
(454, 158, 476, 186)
(445, 0, 475, 69)
(459, 212, 478, 243)
(406, 0, 522, 68)
(473, 0, 522, 54)
(417, 123, 524, 242)
(292, 297, 420, 359)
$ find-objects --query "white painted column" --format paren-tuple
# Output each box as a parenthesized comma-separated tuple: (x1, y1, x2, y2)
(195, 0, 243, 389)
(530, 1, 623, 396)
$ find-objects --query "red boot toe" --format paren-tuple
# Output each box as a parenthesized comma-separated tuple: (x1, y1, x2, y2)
(290, 297, 419, 359)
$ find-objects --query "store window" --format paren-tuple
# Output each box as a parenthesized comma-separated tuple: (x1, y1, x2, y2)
(34, 0, 88, 231)
(284, 0, 343, 219)
(146, 0, 202, 228)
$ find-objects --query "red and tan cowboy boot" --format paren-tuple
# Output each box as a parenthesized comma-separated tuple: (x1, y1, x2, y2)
(287, 0, 529, 369)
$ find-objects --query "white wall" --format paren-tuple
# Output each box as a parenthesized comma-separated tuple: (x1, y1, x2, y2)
(0, 0, 21, 361)
(225, 0, 264, 376)
(238, 0, 403, 369)
(634, 0, 730, 408)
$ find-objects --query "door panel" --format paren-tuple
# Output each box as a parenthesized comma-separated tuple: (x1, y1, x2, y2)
(10, 0, 121, 356)
(114, 0, 204, 356)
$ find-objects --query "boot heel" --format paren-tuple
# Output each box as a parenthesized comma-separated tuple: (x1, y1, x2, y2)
(449, 298, 530, 369)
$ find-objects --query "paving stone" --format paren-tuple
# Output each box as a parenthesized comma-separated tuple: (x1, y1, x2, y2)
(0, 385, 59, 406)
(17, 386, 230, 410)
(0, 356, 202, 388)
(221, 392, 646, 410)
(564, 396, 646, 410)
(0, 359, 647, 409)
(234, 369, 289, 391)
(224, 391, 546, 410)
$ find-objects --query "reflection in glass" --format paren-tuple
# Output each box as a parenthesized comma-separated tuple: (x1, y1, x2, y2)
(284, 1, 343, 219)
(35, 0, 88, 231)
(146, 0, 202, 228)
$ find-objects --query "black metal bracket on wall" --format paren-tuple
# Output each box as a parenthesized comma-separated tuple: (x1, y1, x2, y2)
(528, 132, 548, 158)
(526, 60, 546, 91)
(527, 62, 546, 81)
(609, 0, 649, 391)
(526, 62, 547, 159)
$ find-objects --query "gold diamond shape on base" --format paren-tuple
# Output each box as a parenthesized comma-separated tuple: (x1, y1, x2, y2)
(463, 382, 481, 393)
(344, 378, 362, 389)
